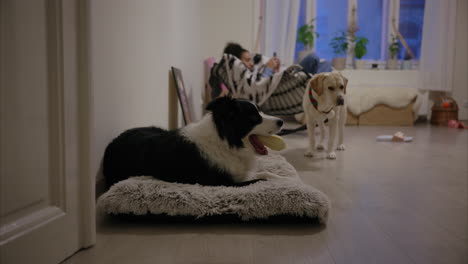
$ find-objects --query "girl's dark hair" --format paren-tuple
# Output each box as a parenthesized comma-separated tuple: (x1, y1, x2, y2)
(223, 42, 248, 59)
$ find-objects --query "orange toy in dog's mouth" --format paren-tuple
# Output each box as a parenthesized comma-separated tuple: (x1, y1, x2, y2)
(249, 135, 268, 155)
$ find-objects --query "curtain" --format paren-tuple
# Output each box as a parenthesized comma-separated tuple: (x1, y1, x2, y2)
(418, 0, 457, 91)
(305, 0, 316, 28)
(262, 0, 301, 66)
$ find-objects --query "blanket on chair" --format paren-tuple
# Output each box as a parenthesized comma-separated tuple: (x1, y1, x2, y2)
(209, 54, 311, 115)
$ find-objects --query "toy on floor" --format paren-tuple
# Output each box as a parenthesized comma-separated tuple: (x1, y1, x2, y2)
(376, 131, 413, 142)
(448, 120, 468, 129)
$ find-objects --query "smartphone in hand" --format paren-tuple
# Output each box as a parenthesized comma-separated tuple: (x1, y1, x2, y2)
(272, 52, 279, 72)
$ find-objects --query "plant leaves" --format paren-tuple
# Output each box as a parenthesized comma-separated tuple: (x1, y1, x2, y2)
(296, 19, 317, 47)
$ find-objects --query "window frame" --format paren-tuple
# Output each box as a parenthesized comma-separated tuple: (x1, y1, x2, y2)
(254, 0, 423, 67)
(304, 0, 419, 64)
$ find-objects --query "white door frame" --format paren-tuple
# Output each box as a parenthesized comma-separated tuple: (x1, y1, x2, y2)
(47, 0, 96, 249)
(76, 0, 96, 249)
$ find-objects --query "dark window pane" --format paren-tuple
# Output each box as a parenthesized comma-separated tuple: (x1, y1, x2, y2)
(398, 0, 425, 59)
(316, 0, 348, 60)
(357, 0, 383, 59)
(294, 0, 307, 61)
(294, 0, 425, 61)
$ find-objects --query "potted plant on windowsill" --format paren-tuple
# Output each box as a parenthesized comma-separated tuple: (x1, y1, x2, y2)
(354, 36, 368, 69)
(329, 31, 348, 70)
(296, 19, 319, 62)
(401, 52, 412, 69)
(387, 34, 399, 70)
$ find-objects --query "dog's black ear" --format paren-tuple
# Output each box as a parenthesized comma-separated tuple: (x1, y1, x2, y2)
(206, 96, 245, 148)
(206, 96, 235, 112)
(206, 96, 240, 121)
(206, 96, 239, 121)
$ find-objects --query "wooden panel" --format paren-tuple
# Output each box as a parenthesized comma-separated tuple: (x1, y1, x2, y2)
(0, 0, 50, 220)
(346, 111, 359, 125)
(0, 0, 95, 263)
(359, 103, 415, 126)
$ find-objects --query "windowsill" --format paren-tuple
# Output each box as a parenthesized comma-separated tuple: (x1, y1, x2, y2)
(338, 59, 420, 71)
(340, 68, 420, 89)
(341, 69, 418, 72)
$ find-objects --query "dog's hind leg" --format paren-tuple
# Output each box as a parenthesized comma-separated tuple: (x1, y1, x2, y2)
(326, 118, 338, 159)
(304, 114, 316, 157)
(316, 121, 326, 151)
(336, 105, 346, 151)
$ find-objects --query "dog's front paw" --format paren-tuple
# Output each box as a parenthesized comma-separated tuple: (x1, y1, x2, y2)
(304, 150, 314, 157)
(316, 144, 325, 151)
(327, 152, 337, 159)
(336, 144, 346, 151)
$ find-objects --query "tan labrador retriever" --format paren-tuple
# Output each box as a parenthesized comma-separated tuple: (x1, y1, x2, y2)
(302, 72, 348, 159)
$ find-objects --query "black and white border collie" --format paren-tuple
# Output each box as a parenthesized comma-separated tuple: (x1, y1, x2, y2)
(103, 96, 283, 188)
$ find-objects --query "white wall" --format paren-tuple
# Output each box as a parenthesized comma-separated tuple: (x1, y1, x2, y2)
(450, 0, 468, 120)
(90, 0, 258, 183)
(90, 0, 203, 180)
(200, 0, 256, 60)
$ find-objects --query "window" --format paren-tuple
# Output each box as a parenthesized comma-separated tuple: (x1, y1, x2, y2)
(398, 0, 425, 59)
(294, 0, 307, 61)
(296, 0, 425, 62)
(357, 0, 383, 60)
(315, 0, 348, 60)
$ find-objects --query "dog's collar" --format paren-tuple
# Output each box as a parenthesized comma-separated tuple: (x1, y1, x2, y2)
(308, 86, 333, 114)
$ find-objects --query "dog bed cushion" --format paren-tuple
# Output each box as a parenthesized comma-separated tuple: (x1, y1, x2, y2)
(97, 154, 330, 224)
(346, 87, 421, 120)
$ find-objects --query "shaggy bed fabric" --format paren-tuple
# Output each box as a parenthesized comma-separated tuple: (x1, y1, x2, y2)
(97, 154, 330, 224)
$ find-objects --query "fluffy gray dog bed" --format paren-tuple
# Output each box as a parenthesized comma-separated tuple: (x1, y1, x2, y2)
(97, 154, 330, 224)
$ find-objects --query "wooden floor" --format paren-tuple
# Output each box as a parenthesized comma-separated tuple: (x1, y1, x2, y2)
(64, 124, 467, 264)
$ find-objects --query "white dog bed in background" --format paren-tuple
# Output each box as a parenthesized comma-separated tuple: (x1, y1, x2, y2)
(344, 87, 423, 126)
(346, 87, 422, 119)
(97, 155, 330, 224)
